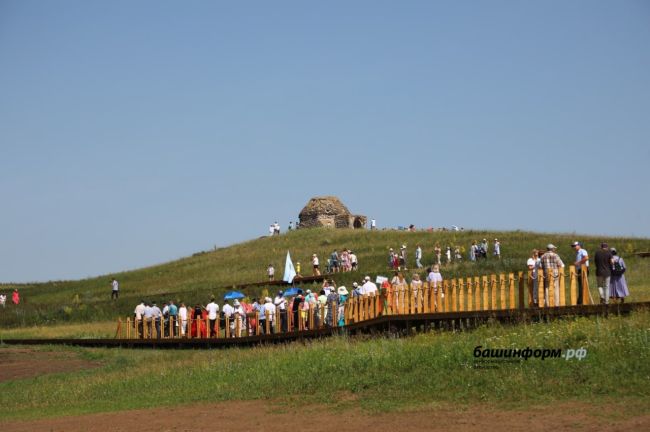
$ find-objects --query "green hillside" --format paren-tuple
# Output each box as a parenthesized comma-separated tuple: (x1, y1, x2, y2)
(1, 228, 649, 328)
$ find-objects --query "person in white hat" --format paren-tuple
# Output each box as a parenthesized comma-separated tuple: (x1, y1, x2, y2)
(262, 297, 276, 334)
(232, 299, 244, 337)
(571, 241, 589, 304)
(362, 276, 377, 296)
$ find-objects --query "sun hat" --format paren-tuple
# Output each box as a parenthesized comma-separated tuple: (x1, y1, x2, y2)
(352, 282, 358, 287)
(570, 241, 580, 247)
(364, 276, 370, 281)
(547, 244, 556, 250)
(233, 300, 240, 306)
(337, 286, 349, 295)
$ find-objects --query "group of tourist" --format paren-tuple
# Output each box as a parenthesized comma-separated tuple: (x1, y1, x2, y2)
(326, 249, 358, 273)
(386, 240, 501, 271)
(0, 288, 20, 308)
(527, 241, 629, 306)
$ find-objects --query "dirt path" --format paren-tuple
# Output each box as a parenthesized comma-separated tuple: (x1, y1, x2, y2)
(0, 348, 101, 382)
(2, 400, 648, 432)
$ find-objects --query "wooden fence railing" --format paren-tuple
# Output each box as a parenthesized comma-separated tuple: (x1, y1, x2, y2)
(115, 265, 590, 339)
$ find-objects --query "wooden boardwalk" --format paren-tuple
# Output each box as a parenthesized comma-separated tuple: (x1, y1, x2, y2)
(3, 301, 647, 349)
(3, 265, 645, 349)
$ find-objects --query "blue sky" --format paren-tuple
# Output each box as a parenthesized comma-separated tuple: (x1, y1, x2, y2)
(1, 1, 649, 282)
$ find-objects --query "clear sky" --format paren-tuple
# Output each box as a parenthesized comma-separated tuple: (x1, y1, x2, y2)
(1, 1, 649, 282)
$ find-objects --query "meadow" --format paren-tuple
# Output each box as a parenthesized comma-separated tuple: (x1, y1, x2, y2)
(1, 309, 648, 421)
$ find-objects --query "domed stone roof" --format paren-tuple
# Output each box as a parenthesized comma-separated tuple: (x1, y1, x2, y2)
(299, 196, 351, 218)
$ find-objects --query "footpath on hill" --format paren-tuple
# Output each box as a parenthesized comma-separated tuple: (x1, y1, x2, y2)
(3, 399, 649, 432)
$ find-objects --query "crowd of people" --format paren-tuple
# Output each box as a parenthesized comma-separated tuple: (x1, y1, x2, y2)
(526, 241, 629, 306)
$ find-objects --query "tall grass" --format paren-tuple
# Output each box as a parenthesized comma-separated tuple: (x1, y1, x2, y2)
(1, 310, 648, 421)
(1, 228, 649, 328)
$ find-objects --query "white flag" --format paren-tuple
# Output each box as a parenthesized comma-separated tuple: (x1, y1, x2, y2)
(283, 251, 296, 283)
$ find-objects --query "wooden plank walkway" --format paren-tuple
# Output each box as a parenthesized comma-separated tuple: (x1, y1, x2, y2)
(3, 301, 648, 349)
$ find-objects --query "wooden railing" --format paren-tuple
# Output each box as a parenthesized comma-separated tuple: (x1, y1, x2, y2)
(115, 265, 590, 339)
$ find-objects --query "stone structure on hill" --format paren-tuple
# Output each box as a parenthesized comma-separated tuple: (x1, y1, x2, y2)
(299, 196, 367, 229)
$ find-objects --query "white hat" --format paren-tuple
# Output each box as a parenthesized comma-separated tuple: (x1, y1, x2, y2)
(265, 297, 272, 303)
(352, 282, 358, 287)
(233, 299, 240, 306)
(337, 286, 349, 295)
(364, 276, 370, 281)
(401, 245, 406, 249)
(547, 244, 556, 250)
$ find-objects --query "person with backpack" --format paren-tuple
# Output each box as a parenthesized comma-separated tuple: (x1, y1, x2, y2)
(609, 248, 629, 303)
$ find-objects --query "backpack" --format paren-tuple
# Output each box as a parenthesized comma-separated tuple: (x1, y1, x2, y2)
(612, 258, 625, 276)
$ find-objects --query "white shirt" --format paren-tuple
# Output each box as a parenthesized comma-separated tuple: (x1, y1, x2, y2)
(0, 295, 6, 306)
(312, 256, 319, 266)
(362, 281, 378, 296)
(427, 271, 443, 287)
(179, 306, 188, 320)
(206, 302, 220, 320)
(112, 280, 119, 291)
(371, 219, 376, 227)
(263, 302, 276, 321)
(222, 303, 234, 317)
(350, 253, 357, 264)
(323, 286, 332, 296)
(134, 303, 145, 319)
(143, 305, 153, 319)
(274, 295, 286, 310)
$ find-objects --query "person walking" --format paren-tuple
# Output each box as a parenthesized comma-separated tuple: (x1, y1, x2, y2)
(111, 278, 119, 300)
(312, 254, 320, 276)
(527, 250, 541, 306)
(609, 248, 629, 304)
(12, 288, 20, 305)
(415, 245, 423, 269)
(493, 239, 501, 260)
(540, 244, 565, 306)
(594, 242, 614, 304)
(0, 293, 6, 308)
(178, 302, 188, 337)
(571, 241, 589, 304)
(267, 264, 275, 281)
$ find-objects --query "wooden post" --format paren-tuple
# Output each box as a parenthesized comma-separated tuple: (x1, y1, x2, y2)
(527, 270, 534, 307)
(538, 269, 545, 308)
(423, 283, 430, 313)
(466, 277, 473, 312)
(443, 280, 449, 312)
(556, 267, 566, 306)
(225, 316, 231, 338)
(547, 268, 555, 307)
(490, 275, 497, 310)
(482, 276, 489, 311)
(436, 281, 442, 313)
(581, 264, 590, 305)
(499, 274, 506, 309)
(125, 318, 130, 339)
(475, 276, 481, 311)
(569, 266, 577, 305)
(518, 271, 525, 310)
(509, 273, 515, 309)
(458, 279, 465, 312)
(450, 279, 457, 312)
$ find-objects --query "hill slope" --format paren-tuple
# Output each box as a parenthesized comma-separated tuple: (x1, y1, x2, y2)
(2, 228, 649, 327)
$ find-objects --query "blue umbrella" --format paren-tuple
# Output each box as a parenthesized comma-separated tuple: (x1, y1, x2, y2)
(282, 287, 303, 297)
(223, 290, 245, 300)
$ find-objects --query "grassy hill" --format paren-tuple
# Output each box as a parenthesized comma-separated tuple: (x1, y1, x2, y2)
(1, 228, 649, 329)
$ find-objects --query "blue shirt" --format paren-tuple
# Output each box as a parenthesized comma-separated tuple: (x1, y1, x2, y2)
(576, 248, 589, 268)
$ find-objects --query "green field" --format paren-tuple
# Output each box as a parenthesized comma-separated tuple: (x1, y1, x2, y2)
(1, 228, 649, 331)
(1, 310, 649, 421)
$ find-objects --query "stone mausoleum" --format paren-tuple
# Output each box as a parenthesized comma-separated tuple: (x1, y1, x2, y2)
(298, 196, 367, 229)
